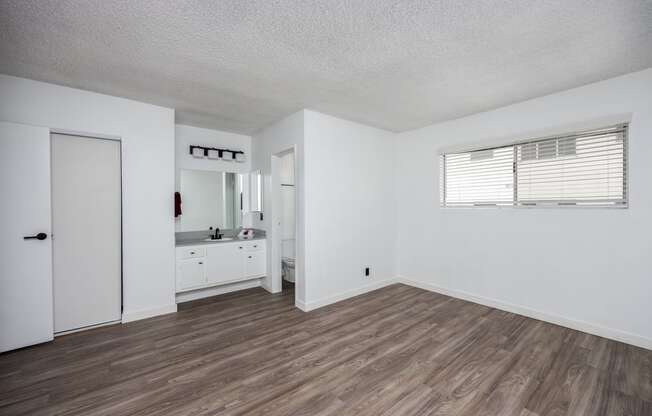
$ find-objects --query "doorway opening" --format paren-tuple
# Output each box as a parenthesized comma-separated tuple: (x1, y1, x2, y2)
(270, 146, 298, 303)
(278, 151, 296, 292)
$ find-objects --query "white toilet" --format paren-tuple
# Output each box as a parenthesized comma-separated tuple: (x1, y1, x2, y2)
(282, 239, 295, 283)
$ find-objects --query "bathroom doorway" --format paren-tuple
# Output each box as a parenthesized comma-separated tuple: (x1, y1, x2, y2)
(277, 150, 296, 292)
(269, 145, 299, 303)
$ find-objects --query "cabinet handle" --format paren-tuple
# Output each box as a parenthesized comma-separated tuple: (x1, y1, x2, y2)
(248, 256, 252, 259)
(253, 245, 257, 248)
(198, 262, 203, 265)
(190, 251, 195, 255)
(239, 246, 243, 249)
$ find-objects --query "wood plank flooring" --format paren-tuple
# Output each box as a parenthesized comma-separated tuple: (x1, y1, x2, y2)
(1, 283, 651, 415)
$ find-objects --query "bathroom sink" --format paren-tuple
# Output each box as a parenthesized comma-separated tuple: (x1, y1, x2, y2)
(204, 237, 234, 242)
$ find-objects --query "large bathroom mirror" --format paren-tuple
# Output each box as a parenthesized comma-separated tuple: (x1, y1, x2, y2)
(178, 169, 242, 231)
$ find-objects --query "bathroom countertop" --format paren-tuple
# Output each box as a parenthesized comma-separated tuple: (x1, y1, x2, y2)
(175, 235, 266, 247)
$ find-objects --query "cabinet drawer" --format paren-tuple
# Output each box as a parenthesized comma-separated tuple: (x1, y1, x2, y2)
(243, 240, 265, 252)
(177, 246, 205, 259)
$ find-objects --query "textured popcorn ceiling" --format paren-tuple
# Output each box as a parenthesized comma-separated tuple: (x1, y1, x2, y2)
(1, 1, 651, 134)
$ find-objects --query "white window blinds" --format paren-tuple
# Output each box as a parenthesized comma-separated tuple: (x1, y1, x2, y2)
(441, 145, 514, 207)
(440, 124, 628, 208)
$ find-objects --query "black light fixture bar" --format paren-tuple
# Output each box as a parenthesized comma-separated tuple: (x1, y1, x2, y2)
(189, 145, 245, 158)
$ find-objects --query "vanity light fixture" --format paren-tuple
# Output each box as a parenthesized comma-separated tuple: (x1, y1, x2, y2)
(191, 147, 205, 158)
(221, 150, 233, 161)
(189, 145, 245, 162)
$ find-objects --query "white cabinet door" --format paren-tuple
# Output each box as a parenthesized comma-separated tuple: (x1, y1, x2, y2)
(245, 251, 266, 277)
(206, 244, 245, 284)
(177, 259, 206, 290)
(0, 122, 54, 352)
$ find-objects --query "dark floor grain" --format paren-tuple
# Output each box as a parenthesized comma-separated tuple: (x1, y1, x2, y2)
(1, 284, 650, 416)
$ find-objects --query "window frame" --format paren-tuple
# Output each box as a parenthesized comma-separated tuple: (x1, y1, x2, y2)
(439, 123, 629, 209)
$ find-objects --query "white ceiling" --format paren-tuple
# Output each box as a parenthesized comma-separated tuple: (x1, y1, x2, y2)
(1, 1, 651, 134)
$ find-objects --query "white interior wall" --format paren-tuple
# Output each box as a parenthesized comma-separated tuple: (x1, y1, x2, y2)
(251, 111, 306, 301)
(279, 151, 295, 184)
(396, 68, 652, 349)
(251, 110, 397, 309)
(280, 152, 296, 259)
(302, 110, 397, 308)
(0, 74, 176, 322)
(175, 124, 251, 174)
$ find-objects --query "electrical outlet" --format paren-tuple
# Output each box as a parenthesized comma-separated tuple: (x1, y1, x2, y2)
(364, 267, 371, 277)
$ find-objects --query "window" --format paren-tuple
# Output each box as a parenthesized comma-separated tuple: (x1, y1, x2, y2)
(440, 124, 628, 208)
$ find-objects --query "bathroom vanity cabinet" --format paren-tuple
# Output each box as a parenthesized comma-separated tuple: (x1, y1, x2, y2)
(175, 239, 266, 292)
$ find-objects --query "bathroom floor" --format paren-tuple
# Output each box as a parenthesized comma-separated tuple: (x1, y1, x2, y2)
(282, 278, 294, 291)
(1, 284, 650, 415)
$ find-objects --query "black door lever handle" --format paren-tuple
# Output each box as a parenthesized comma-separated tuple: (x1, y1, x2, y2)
(24, 233, 48, 240)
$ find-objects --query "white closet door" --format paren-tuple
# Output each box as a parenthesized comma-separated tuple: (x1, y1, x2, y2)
(51, 134, 122, 333)
(0, 122, 54, 352)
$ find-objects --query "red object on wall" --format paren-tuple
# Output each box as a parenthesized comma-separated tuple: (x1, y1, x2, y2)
(174, 192, 182, 217)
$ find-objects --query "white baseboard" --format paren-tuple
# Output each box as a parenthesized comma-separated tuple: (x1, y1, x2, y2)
(261, 279, 277, 294)
(298, 278, 399, 312)
(295, 298, 308, 311)
(121, 304, 178, 323)
(175, 279, 262, 303)
(55, 319, 121, 336)
(397, 276, 652, 351)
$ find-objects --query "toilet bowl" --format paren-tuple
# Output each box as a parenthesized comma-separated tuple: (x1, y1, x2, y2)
(281, 239, 296, 283)
(282, 257, 295, 283)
